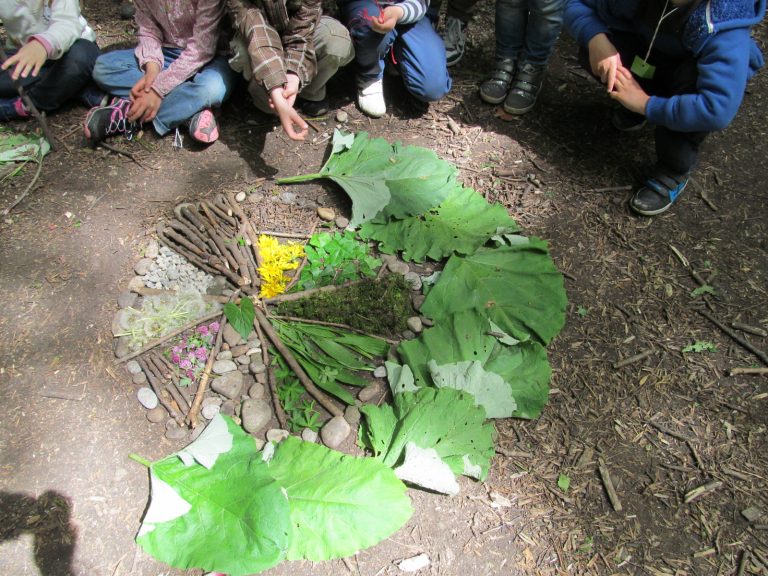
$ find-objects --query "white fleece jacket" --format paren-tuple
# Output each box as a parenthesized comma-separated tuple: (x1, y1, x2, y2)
(0, 0, 96, 60)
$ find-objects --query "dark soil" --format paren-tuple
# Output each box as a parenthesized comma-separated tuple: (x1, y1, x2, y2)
(1, 2, 766, 575)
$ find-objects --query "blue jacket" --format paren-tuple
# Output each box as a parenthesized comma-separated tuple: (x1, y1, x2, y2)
(565, 0, 766, 132)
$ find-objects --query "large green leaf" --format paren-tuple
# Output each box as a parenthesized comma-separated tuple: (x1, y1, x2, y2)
(0, 128, 50, 163)
(136, 416, 290, 576)
(420, 239, 567, 344)
(360, 387, 496, 480)
(428, 360, 517, 419)
(398, 311, 551, 419)
(360, 185, 519, 262)
(277, 131, 456, 227)
(267, 436, 413, 561)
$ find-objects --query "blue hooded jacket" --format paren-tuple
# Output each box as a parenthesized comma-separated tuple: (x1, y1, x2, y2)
(564, 0, 766, 132)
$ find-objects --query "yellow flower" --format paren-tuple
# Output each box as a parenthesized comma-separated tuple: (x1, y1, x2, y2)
(257, 235, 304, 298)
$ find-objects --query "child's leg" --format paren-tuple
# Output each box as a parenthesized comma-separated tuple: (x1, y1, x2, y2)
(152, 55, 237, 135)
(520, 0, 565, 66)
(301, 16, 355, 103)
(393, 19, 452, 102)
(92, 49, 146, 98)
(340, 0, 396, 86)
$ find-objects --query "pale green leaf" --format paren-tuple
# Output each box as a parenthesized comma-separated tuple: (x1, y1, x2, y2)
(394, 442, 460, 495)
(385, 360, 419, 395)
(177, 413, 233, 469)
(428, 359, 517, 419)
(267, 436, 413, 561)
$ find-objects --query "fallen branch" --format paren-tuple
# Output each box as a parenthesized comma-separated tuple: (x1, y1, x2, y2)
(269, 314, 399, 345)
(613, 350, 652, 369)
(264, 279, 364, 305)
(137, 356, 183, 426)
(647, 419, 695, 443)
(1, 152, 44, 215)
(254, 307, 342, 417)
(730, 367, 768, 376)
(252, 319, 287, 429)
(187, 313, 228, 428)
(98, 141, 146, 168)
(598, 459, 622, 512)
(696, 309, 768, 366)
(256, 230, 312, 240)
(684, 480, 722, 504)
(115, 310, 222, 363)
(731, 322, 768, 338)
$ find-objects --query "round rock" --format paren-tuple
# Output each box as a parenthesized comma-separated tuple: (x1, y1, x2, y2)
(125, 360, 142, 375)
(202, 403, 221, 420)
(241, 399, 273, 434)
(146, 406, 166, 424)
(335, 110, 349, 123)
(202, 396, 223, 407)
(358, 383, 382, 403)
(335, 216, 349, 229)
(127, 276, 146, 292)
(235, 191, 247, 202)
(317, 207, 335, 221)
(301, 428, 319, 443)
(266, 429, 290, 443)
(220, 400, 236, 417)
(132, 371, 147, 385)
(406, 316, 424, 333)
(387, 260, 410, 275)
(134, 258, 154, 276)
(321, 415, 351, 449)
(373, 365, 387, 378)
(210, 371, 244, 400)
(248, 382, 266, 399)
(403, 271, 422, 291)
(344, 405, 361, 426)
(216, 350, 233, 361)
(212, 359, 238, 375)
(222, 323, 244, 347)
(165, 425, 187, 441)
(137, 387, 158, 410)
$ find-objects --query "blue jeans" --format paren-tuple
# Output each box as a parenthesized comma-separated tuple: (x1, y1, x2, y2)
(340, 0, 452, 102)
(495, 0, 565, 67)
(92, 48, 238, 135)
(0, 39, 99, 111)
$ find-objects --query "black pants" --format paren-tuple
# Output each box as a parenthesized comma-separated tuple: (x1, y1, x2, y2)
(580, 31, 708, 175)
(0, 38, 99, 112)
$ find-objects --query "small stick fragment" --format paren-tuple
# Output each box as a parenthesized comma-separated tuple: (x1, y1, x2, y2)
(648, 419, 695, 443)
(697, 309, 768, 366)
(256, 230, 312, 240)
(613, 350, 652, 369)
(137, 357, 183, 425)
(598, 459, 622, 512)
(264, 279, 364, 305)
(187, 314, 228, 428)
(731, 322, 768, 338)
(684, 480, 723, 504)
(254, 307, 342, 417)
(2, 154, 44, 215)
(737, 550, 750, 576)
(730, 367, 768, 376)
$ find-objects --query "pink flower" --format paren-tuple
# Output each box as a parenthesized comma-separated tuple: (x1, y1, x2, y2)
(179, 359, 192, 370)
(195, 347, 208, 361)
(171, 353, 181, 364)
(209, 321, 220, 333)
(196, 325, 209, 336)
(186, 369, 195, 379)
(172, 345, 182, 355)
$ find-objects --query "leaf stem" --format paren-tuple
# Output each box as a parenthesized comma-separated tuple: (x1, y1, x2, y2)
(129, 453, 152, 468)
(275, 173, 323, 184)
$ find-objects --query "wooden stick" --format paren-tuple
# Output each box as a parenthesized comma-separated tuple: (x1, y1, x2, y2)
(225, 192, 264, 268)
(283, 222, 317, 293)
(612, 350, 652, 369)
(647, 419, 695, 443)
(137, 357, 183, 425)
(269, 314, 398, 345)
(2, 154, 44, 215)
(168, 218, 209, 252)
(256, 230, 312, 240)
(252, 319, 287, 429)
(696, 309, 768, 366)
(187, 314, 228, 428)
(152, 352, 192, 405)
(147, 353, 190, 413)
(264, 279, 364, 305)
(730, 367, 768, 376)
(598, 459, 622, 512)
(731, 322, 768, 338)
(116, 310, 222, 363)
(684, 480, 723, 504)
(0, 46, 57, 149)
(254, 307, 342, 417)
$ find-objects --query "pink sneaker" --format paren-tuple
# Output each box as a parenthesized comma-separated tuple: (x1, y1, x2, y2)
(83, 98, 135, 142)
(189, 109, 219, 144)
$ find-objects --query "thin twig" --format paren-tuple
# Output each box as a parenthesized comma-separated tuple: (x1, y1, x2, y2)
(730, 367, 768, 376)
(598, 458, 622, 512)
(284, 222, 317, 292)
(612, 350, 652, 369)
(256, 230, 312, 240)
(254, 307, 342, 417)
(98, 141, 145, 168)
(252, 319, 287, 429)
(269, 314, 399, 345)
(187, 313, 229, 428)
(264, 279, 364, 305)
(696, 309, 768, 366)
(2, 153, 44, 215)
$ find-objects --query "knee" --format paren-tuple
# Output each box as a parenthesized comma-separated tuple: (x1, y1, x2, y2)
(316, 18, 356, 66)
(61, 39, 99, 78)
(411, 80, 451, 102)
(199, 76, 229, 105)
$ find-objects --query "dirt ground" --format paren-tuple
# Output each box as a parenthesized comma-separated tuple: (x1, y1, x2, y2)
(1, 2, 767, 575)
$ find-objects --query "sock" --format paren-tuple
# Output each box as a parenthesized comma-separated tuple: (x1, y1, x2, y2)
(14, 98, 30, 118)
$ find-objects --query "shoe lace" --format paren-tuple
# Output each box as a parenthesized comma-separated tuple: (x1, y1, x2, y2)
(105, 99, 137, 140)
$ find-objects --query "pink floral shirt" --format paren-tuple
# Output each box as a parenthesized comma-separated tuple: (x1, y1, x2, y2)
(133, 0, 225, 97)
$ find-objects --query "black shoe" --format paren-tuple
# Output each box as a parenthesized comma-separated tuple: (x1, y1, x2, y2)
(630, 170, 689, 216)
(611, 107, 647, 132)
(479, 58, 516, 105)
(84, 98, 136, 142)
(298, 98, 329, 118)
(503, 62, 545, 115)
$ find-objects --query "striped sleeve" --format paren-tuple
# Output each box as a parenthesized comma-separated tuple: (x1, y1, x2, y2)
(397, 0, 428, 24)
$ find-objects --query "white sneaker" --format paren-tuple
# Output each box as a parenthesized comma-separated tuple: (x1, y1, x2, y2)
(357, 78, 386, 118)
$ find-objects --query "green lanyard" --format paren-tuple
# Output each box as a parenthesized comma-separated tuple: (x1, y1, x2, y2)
(630, 0, 680, 79)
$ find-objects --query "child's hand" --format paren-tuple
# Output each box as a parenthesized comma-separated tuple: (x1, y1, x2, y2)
(587, 33, 621, 92)
(128, 90, 162, 123)
(131, 62, 161, 99)
(269, 86, 308, 141)
(610, 66, 650, 115)
(1, 40, 47, 80)
(282, 74, 301, 109)
(371, 6, 404, 33)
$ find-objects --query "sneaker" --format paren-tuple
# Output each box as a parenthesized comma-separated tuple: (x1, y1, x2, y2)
(0, 97, 29, 121)
(298, 97, 330, 118)
(357, 78, 386, 118)
(84, 98, 135, 141)
(503, 62, 545, 115)
(441, 16, 468, 68)
(629, 170, 689, 216)
(188, 108, 219, 144)
(611, 107, 647, 132)
(479, 58, 516, 105)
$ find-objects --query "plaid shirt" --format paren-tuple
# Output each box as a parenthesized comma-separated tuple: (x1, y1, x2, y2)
(227, 0, 320, 93)
(134, 0, 226, 97)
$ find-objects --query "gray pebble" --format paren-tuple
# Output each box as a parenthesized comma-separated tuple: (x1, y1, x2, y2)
(403, 271, 422, 291)
(137, 387, 159, 410)
(145, 239, 159, 259)
(248, 382, 266, 399)
(238, 363, 250, 374)
(117, 291, 138, 309)
(216, 350, 233, 361)
(266, 429, 290, 443)
(358, 383, 382, 403)
(235, 191, 247, 202)
(212, 359, 238, 375)
(202, 396, 223, 407)
(134, 258, 154, 276)
(127, 276, 145, 292)
(422, 317, 434, 327)
(335, 216, 350, 229)
(402, 330, 416, 340)
(230, 344, 250, 357)
(236, 355, 250, 365)
(220, 400, 236, 417)
(387, 260, 410, 275)
(146, 406, 166, 424)
(301, 428, 319, 443)
(132, 371, 147, 385)
(241, 399, 273, 433)
(335, 110, 349, 123)
(406, 316, 423, 333)
(165, 425, 187, 441)
(317, 207, 335, 221)
(114, 336, 132, 359)
(249, 359, 266, 375)
(280, 192, 297, 205)
(211, 371, 244, 399)
(202, 404, 221, 420)
(111, 309, 131, 337)
(125, 360, 142, 375)
(373, 365, 387, 378)
(223, 324, 244, 347)
(255, 371, 267, 384)
(320, 415, 351, 449)
(344, 405, 361, 425)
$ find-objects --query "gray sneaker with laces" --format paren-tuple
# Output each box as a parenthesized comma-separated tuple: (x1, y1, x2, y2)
(441, 16, 468, 67)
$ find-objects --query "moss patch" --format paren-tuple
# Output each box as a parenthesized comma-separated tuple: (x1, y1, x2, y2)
(276, 275, 413, 338)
